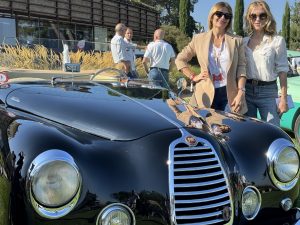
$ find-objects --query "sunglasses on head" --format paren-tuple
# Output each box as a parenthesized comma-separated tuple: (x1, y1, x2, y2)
(250, 13, 267, 21)
(214, 11, 232, 20)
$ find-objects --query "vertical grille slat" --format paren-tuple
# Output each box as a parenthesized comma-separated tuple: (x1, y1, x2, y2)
(174, 164, 220, 172)
(174, 158, 218, 165)
(175, 192, 229, 204)
(178, 218, 224, 225)
(177, 210, 223, 220)
(174, 171, 223, 179)
(174, 146, 212, 151)
(175, 199, 231, 212)
(175, 186, 227, 196)
(169, 136, 233, 225)
(174, 177, 225, 188)
(174, 152, 215, 158)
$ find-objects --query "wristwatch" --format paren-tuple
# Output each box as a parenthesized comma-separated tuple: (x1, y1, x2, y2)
(238, 87, 246, 92)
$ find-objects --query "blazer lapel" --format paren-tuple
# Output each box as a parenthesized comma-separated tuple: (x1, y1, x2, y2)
(201, 30, 213, 71)
(194, 30, 215, 108)
(225, 33, 234, 74)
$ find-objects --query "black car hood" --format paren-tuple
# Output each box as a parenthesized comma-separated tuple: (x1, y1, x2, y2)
(6, 83, 180, 140)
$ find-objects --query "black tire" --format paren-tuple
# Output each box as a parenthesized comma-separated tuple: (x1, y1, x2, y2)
(294, 114, 300, 145)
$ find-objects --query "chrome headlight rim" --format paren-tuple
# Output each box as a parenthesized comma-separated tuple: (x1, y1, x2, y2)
(27, 150, 82, 219)
(267, 138, 300, 191)
(242, 186, 261, 220)
(96, 203, 136, 225)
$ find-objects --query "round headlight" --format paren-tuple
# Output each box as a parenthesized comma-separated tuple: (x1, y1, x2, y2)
(274, 147, 299, 182)
(242, 186, 261, 220)
(267, 139, 300, 191)
(32, 160, 80, 207)
(27, 150, 81, 218)
(97, 204, 135, 225)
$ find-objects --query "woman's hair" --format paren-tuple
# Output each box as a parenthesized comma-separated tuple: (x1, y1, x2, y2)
(244, 0, 276, 35)
(207, 2, 233, 31)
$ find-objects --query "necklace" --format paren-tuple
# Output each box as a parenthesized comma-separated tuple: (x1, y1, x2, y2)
(213, 40, 224, 66)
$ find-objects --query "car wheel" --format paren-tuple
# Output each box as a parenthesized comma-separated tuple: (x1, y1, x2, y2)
(294, 114, 300, 145)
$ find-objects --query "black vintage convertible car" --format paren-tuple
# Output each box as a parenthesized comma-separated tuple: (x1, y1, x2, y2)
(0, 68, 300, 225)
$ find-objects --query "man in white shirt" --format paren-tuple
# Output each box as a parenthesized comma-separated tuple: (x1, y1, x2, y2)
(110, 23, 130, 75)
(124, 27, 139, 78)
(143, 28, 175, 88)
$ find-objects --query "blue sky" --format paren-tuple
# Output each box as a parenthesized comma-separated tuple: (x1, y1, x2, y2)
(192, 0, 296, 32)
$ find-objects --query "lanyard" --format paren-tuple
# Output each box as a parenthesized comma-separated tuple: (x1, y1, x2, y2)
(212, 40, 224, 67)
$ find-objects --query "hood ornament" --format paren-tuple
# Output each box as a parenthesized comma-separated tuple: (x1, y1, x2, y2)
(185, 136, 198, 147)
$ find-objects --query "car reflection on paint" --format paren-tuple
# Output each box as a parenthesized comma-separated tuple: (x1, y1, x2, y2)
(0, 68, 300, 225)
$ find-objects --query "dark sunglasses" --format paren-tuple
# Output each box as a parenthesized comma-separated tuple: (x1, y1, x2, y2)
(214, 11, 232, 20)
(250, 13, 267, 21)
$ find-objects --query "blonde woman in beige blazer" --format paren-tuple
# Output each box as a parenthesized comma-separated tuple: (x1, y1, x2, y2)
(175, 2, 247, 114)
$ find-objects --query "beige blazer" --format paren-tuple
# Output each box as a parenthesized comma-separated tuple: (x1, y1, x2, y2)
(175, 30, 247, 114)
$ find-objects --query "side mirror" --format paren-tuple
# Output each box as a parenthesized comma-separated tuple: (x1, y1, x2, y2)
(177, 78, 189, 98)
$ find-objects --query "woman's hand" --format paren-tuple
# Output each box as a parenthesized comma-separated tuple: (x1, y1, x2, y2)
(193, 70, 210, 83)
(231, 90, 244, 113)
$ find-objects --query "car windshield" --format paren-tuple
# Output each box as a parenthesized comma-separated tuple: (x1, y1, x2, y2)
(6, 67, 167, 91)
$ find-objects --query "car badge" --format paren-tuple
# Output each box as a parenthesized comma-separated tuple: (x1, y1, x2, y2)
(0, 71, 9, 84)
(185, 136, 198, 147)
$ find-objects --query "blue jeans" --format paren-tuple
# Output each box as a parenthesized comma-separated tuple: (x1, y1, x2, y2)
(148, 67, 169, 88)
(127, 70, 139, 79)
(245, 82, 280, 126)
(211, 86, 228, 111)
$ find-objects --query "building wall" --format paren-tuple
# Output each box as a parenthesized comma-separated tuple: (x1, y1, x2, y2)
(0, 0, 159, 41)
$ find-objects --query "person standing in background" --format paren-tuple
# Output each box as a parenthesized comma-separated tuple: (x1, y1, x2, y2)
(142, 28, 175, 88)
(243, 0, 289, 126)
(124, 27, 139, 78)
(175, 2, 247, 114)
(110, 23, 131, 75)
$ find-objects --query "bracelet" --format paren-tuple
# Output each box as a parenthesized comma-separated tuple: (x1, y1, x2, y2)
(238, 87, 246, 92)
(190, 74, 195, 81)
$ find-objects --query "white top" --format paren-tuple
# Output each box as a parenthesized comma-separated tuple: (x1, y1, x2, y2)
(243, 35, 289, 81)
(144, 40, 175, 70)
(110, 34, 130, 63)
(124, 38, 136, 70)
(208, 41, 229, 88)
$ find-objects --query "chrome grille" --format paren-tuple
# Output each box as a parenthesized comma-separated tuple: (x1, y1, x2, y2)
(169, 137, 233, 225)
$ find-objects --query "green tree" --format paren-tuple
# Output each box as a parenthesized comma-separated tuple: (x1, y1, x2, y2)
(289, 1, 300, 50)
(135, 0, 198, 28)
(282, 1, 290, 49)
(233, 0, 244, 36)
(179, 0, 189, 34)
(179, 0, 197, 37)
(161, 25, 191, 53)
